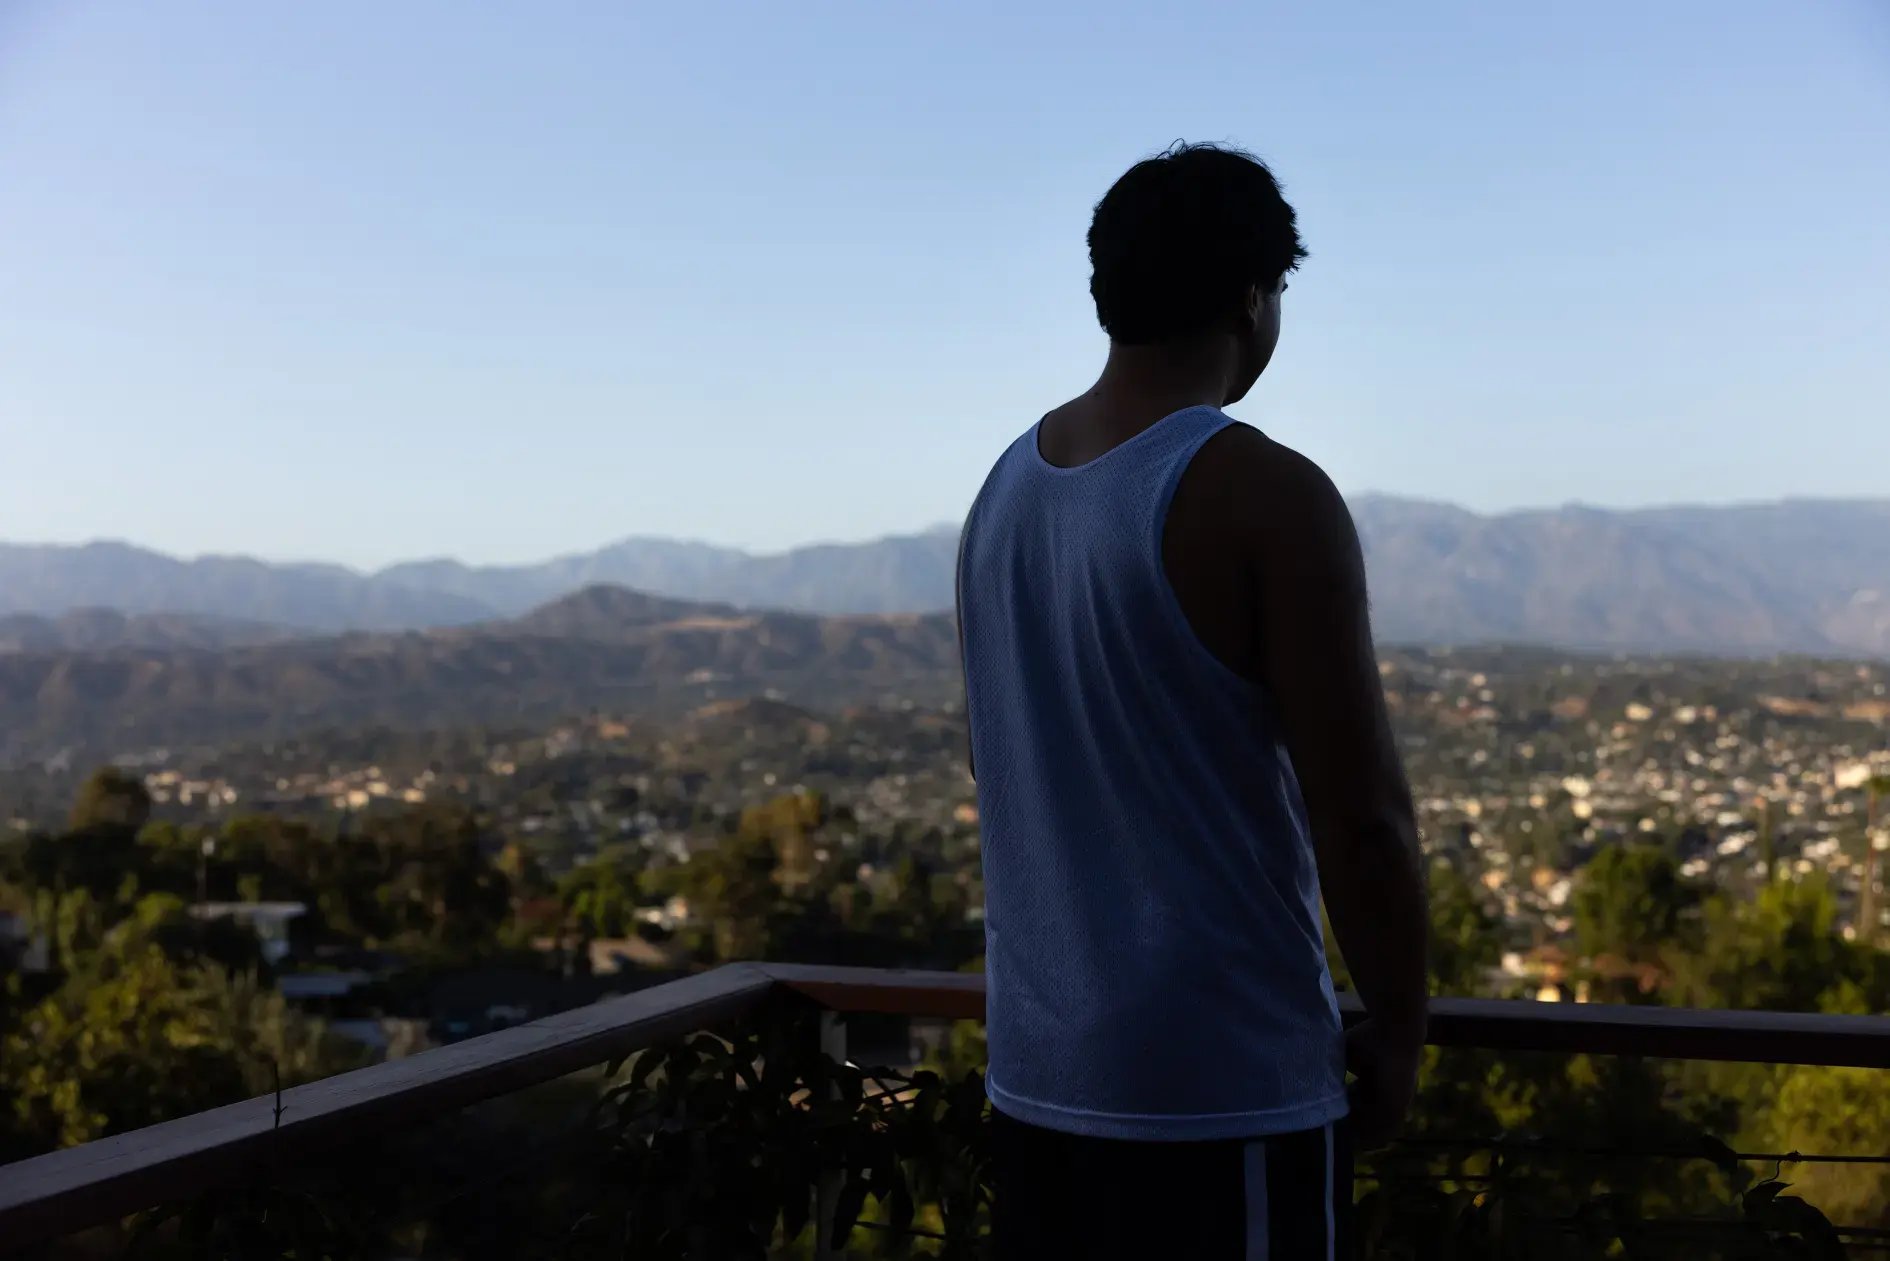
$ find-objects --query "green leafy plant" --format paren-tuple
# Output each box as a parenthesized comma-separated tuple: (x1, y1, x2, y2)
(574, 1003, 992, 1259)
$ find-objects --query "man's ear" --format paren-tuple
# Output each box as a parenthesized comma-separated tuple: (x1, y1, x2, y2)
(1239, 284, 1265, 330)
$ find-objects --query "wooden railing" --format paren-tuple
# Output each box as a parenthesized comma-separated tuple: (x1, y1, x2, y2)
(2, 962, 1888, 1253)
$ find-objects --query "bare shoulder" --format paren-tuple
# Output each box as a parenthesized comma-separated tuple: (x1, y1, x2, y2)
(1197, 424, 1360, 568)
(1197, 423, 1341, 501)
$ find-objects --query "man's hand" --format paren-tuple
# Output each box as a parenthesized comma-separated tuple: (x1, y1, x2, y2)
(1344, 1017, 1423, 1151)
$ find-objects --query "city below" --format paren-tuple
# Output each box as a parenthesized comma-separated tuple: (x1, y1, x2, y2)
(5, 644, 1886, 992)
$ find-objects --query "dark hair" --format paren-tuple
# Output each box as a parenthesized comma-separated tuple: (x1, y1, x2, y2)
(1087, 141, 1306, 345)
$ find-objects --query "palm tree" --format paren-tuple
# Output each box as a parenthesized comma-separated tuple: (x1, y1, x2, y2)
(1860, 775, 1890, 945)
(1755, 795, 1777, 883)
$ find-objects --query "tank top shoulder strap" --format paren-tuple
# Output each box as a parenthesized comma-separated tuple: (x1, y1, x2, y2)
(1141, 406, 1240, 513)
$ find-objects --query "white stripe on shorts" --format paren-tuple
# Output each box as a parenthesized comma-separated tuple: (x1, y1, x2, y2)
(1323, 1121, 1336, 1260)
(1243, 1137, 1269, 1261)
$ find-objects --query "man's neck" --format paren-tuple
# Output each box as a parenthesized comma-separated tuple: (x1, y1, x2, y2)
(1086, 340, 1235, 419)
(1038, 339, 1237, 467)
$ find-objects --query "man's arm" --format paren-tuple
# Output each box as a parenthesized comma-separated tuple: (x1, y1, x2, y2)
(1243, 438, 1428, 1143)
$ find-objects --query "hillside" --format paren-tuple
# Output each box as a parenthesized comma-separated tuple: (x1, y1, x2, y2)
(0, 609, 300, 654)
(375, 527, 960, 618)
(0, 586, 959, 764)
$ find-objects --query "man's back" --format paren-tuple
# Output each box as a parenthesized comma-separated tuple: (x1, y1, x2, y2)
(959, 405, 1347, 1138)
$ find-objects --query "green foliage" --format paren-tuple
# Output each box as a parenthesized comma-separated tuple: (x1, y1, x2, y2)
(1752, 1065, 1890, 1227)
(677, 824, 784, 961)
(659, 793, 977, 971)
(1570, 843, 1698, 995)
(151, 803, 520, 960)
(69, 766, 153, 833)
(0, 777, 526, 1166)
(1669, 879, 1884, 1015)
(0, 928, 361, 1158)
(18, 821, 145, 906)
(1429, 860, 1503, 994)
(579, 1012, 991, 1260)
(349, 806, 514, 958)
(558, 855, 642, 938)
(27, 789, 522, 964)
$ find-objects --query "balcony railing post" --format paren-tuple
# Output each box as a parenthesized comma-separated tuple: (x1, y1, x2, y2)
(814, 1009, 847, 1261)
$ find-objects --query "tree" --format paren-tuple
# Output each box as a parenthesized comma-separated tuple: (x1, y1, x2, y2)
(20, 826, 143, 907)
(68, 767, 153, 833)
(676, 826, 786, 962)
(1668, 878, 1874, 1015)
(299, 805, 515, 958)
(736, 792, 827, 889)
(1758, 1064, 1890, 1227)
(1859, 774, 1890, 945)
(496, 842, 549, 900)
(1570, 843, 1697, 999)
(131, 892, 272, 978)
(1755, 795, 1777, 883)
(0, 928, 361, 1159)
(1427, 860, 1502, 995)
(665, 793, 841, 962)
(559, 857, 641, 939)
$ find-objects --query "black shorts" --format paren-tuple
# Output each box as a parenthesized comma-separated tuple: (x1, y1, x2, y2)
(990, 1108, 1352, 1260)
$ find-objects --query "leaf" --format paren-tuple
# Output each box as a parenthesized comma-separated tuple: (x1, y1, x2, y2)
(126, 1203, 189, 1259)
(1743, 1179, 1788, 1216)
(781, 1176, 811, 1242)
(830, 1176, 870, 1250)
(1757, 1194, 1845, 1253)
(667, 1041, 701, 1085)
(888, 1169, 916, 1232)
(629, 1045, 666, 1095)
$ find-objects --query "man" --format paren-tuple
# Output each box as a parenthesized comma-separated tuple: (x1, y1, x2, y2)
(957, 142, 1430, 1259)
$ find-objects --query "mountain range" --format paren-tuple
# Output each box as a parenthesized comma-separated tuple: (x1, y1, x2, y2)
(0, 525, 961, 635)
(3, 498, 1887, 657)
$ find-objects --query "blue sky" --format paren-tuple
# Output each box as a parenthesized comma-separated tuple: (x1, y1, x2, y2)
(2, 0, 1886, 569)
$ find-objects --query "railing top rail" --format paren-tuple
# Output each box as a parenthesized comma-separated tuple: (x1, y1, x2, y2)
(754, 962, 1890, 1069)
(3, 961, 1888, 1253)
(0, 964, 773, 1253)
(757, 962, 987, 1020)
